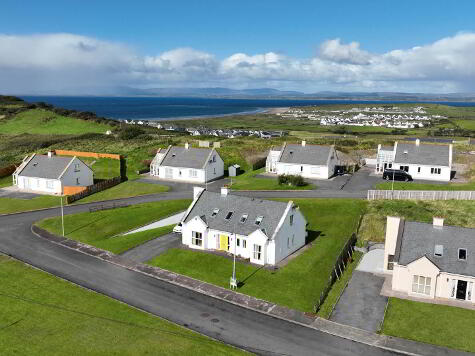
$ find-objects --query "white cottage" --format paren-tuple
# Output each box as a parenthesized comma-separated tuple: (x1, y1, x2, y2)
(376, 139, 453, 182)
(150, 143, 224, 183)
(13, 152, 93, 195)
(180, 187, 307, 266)
(384, 216, 475, 304)
(266, 141, 339, 179)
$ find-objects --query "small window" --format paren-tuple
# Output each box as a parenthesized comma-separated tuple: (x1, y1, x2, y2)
(300, 166, 303, 172)
(290, 215, 294, 226)
(76, 177, 80, 185)
(412, 275, 431, 295)
(225, 211, 233, 220)
(459, 248, 467, 261)
(211, 208, 219, 217)
(192, 231, 203, 246)
(255, 216, 263, 226)
(242, 240, 247, 248)
(74, 163, 80, 172)
(434, 244, 443, 257)
(240, 214, 248, 223)
(237, 238, 240, 247)
(431, 167, 441, 175)
(417, 167, 421, 173)
(213, 155, 216, 162)
(287, 237, 290, 248)
(253, 244, 262, 260)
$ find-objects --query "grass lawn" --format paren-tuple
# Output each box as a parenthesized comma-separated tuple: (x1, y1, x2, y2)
(316, 251, 363, 318)
(454, 119, 475, 130)
(148, 198, 366, 312)
(0, 175, 12, 188)
(74, 180, 169, 204)
(230, 168, 315, 191)
(36, 200, 191, 253)
(375, 181, 475, 191)
(359, 200, 475, 244)
(80, 157, 121, 179)
(382, 298, 475, 353)
(0, 255, 246, 355)
(0, 195, 61, 215)
(0, 109, 112, 135)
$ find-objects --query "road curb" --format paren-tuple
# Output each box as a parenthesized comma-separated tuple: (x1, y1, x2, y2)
(29, 225, 461, 356)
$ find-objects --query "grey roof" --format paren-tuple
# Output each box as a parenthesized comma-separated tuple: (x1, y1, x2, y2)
(396, 221, 475, 276)
(184, 190, 289, 237)
(160, 146, 213, 169)
(394, 143, 451, 166)
(279, 144, 333, 166)
(19, 154, 74, 179)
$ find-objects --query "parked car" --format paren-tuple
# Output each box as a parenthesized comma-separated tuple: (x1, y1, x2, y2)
(173, 222, 182, 233)
(383, 169, 412, 181)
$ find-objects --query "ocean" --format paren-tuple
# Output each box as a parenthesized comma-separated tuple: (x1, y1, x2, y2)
(20, 96, 475, 121)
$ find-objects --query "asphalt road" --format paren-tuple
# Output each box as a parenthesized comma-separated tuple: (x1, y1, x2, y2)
(120, 232, 181, 262)
(0, 193, 399, 356)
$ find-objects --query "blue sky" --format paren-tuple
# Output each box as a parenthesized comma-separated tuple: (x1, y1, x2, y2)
(1, 0, 475, 93)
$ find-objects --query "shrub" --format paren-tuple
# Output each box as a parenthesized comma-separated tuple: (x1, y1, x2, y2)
(278, 174, 306, 186)
(119, 126, 145, 140)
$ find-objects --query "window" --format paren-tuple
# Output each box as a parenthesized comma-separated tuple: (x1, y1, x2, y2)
(213, 167, 216, 175)
(253, 244, 262, 260)
(240, 214, 248, 223)
(292, 235, 295, 245)
(300, 166, 303, 172)
(242, 240, 247, 248)
(311, 167, 319, 174)
(431, 167, 441, 175)
(387, 254, 394, 270)
(225, 211, 233, 220)
(74, 163, 80, 172)
(237, 238, 240, 247)
(289, 215, 294, 226)
(76, 177, 80, 185)
(192, 231, 203, 246)
(189, 169, 198, 178)
(255, 216, 263, 226)
(213, 155, 216, 162)
(417, 167, 421, 173)
(459, 248, 467, 261)
(179, 170, 182, 176)
(46, 180, 54, 189)
(400, 165, 409, 172)
(211, 208, 219, 217)
(388, 163, 392, 168)
(287, 237, 290, 248)
(434, 244, 443, 257)
(412, 275, 431, 295)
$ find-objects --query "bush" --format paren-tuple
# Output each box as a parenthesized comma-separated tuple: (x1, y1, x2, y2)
(119, 126, 146, 140)
(278, 174, 306, 186)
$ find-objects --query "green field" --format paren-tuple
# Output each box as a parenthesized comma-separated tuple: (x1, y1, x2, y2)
(229, 168, 315, 191)
(455, 119, 475, 130)
(148, 198, 366, 312)
(0, 255, 246, 355)
(359, 200, 475, 244)
(382, 298, 475, 353)
(0, 175, 12, 188)
(36, 200, 190, 253)
(376, 181, 475, 191)
(0, 109, 112, 135)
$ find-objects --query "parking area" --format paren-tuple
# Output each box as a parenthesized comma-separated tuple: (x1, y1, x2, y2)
(0, 186, 42, 200)
(120, 233, 181, 263)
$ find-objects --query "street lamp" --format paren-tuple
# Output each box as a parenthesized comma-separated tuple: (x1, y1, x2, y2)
(230, 220, 238, 290)
(60, 195, 65, 236)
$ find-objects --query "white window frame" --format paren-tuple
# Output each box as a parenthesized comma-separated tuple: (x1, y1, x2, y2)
(289, 215, 294, 226)
(191, 231, 203, 246)
(189, 169, 198, 178)
(76, 177, 80, 185)
(412, 275, 431, 295)
(431, 167, 441, 175)
(242, 239, 247, 249)
(253, 244, 262, 260)
(46, 180, 54, 189)
(74, 163, 80, 172)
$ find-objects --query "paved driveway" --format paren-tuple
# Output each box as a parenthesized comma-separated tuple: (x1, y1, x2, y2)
(330, 271, 388, 333)
(120, 233, 181, 262)
(0, 186, 42, 199)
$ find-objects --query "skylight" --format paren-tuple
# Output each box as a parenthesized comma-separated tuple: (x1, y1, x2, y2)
(211, 208, 219, 217)
(240, 214, 248, 223)
(225, 211, 233, 220)
(459, 248, 467, 261)
(255, 216, 263, 226)
(434, 245, 443, 257)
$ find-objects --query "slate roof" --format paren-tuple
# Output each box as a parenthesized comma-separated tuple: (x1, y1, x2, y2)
(396, 221, 475, 276)
(160, 146, 213, 169)
(278, 144, 333, 166)
(394, 142, 451, 166)
(19, 154, 75, 179)
(184, 190, 289, 238)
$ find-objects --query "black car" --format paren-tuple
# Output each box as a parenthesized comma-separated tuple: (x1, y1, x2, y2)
(382, 169, 412, 181)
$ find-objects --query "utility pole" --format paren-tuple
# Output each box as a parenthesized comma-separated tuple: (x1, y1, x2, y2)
(230, 220, 238, 290)
(60, 195, 65, 236)
(391, 170, 395, 199)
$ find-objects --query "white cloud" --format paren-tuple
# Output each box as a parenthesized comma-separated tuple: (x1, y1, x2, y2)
(0, 32, 475, 94)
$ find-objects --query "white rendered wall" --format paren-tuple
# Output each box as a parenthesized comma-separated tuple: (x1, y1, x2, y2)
(392, 163, 451, 182)
(272, 208, 307, 265)
(60, 157, 94, 188)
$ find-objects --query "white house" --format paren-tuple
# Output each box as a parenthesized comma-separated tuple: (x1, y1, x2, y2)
(150, 143, 224, 183)
(266, 141, 340, 179)
(13, 152, 94, 195)
(375, 139, 453, 182)
(180, 187, 308, 266)
(384, 216, 475, 304)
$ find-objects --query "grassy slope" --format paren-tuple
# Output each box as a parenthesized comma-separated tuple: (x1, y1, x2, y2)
(230, 168, 315, 191)
(375, 181, 475, 191)
(0, 109, 112, 135)
(0, 255, 246, 355)
(36, 200, 190, 253)
(148, 198, 366, 312)
(382, 298, 475, 353)
(81, 157, 121, 179)
(0, 195, 61, 215)
(359, 200, 475, 244)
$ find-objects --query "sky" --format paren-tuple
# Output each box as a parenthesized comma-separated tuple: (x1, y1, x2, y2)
(1, 0, 475, 94)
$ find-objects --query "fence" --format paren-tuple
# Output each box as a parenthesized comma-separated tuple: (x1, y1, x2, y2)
(54, 150, 122, 160)
(66, 176, 122, 204)
(314, 233, 357, 313)
(367, 189, 475, 201)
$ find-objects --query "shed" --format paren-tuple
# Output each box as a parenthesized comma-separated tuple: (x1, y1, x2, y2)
(228, 164, 241, 177)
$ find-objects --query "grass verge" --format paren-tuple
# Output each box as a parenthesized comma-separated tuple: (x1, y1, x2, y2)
(382, 297, 475, 353)
(0, 195, 61, 215)
(375, 181, 475, 191)
(230, 168, 315, 191)
(0, 255, 246, 355)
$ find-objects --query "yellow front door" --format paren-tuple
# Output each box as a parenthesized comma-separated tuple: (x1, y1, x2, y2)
(219, 235, 228, 251)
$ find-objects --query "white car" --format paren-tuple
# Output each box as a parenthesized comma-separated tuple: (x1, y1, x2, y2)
(173, 223, 182, 233)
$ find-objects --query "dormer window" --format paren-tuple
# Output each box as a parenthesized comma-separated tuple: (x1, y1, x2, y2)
(434, 245, 443, 257)
(459, 248, 467, 261)
(211, 208, 219, 217)
(255, 216, 263, 226)
(240, 214, 248, 223)
(225, 211, 233, 220)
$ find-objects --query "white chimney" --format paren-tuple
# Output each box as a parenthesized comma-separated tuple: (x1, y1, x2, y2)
(384, 216, 403, 273)
(221, 186, 229, 196)
(47, 151, 54, 158)
(301, 140, 306, 147)
(185, 142, 189, 149)
(415, 139, 420, 146)
(433, 217, 444, 228)
(193, 186, 205, 200)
